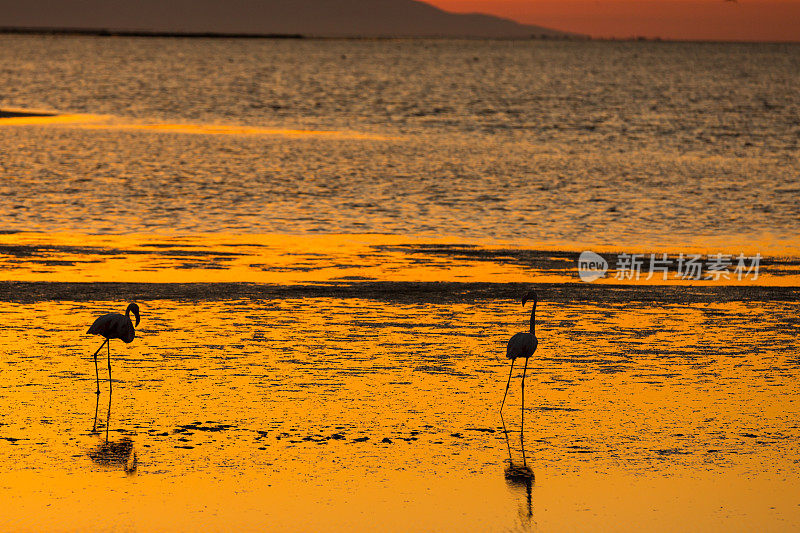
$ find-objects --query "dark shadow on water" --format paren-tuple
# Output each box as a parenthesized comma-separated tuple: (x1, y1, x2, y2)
(0, 109, 56, 118)
(88, 437, 138, 475)
(4, 281, 797, 305)
(88, 392, 138, 475)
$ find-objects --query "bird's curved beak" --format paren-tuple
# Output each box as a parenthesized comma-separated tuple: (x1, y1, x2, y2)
(521, 291, 537, 306)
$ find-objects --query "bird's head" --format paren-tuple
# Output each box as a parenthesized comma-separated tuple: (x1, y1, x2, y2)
(521, 291, 537, 307)
(126, 303, 140, 327)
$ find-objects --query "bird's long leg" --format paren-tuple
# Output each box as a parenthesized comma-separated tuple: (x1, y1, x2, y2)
(92, 339, 107, 395)
(521, 357, 529, 463)
(92, 339, 108, 357)
(94, 353, 100, 395)
(501, 411, 512, 464)
(500, 359, 515, 412)
(107, 339, 112, 394)
(92, 392, 100, 434)
(106, 386, 112, 443)
(521, 427, 528, 467)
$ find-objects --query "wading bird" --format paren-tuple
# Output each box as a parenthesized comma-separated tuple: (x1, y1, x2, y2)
(501, 291, 538, 412)
(87, 303, 140, 394)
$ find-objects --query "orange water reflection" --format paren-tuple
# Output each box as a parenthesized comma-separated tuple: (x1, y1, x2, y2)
(0, 110, 393, 140)
(0, 294, 798, 530)
(2, 232, 799, 286)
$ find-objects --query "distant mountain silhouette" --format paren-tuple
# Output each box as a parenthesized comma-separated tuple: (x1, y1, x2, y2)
(0, 0, 569, 38)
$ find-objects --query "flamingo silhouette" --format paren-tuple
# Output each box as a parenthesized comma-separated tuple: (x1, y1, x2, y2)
(87, 303, 140, 394)
(500, 291, 538, 412)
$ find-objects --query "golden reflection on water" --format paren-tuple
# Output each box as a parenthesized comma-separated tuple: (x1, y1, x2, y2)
(1, 41, 798, 529)
(75, 122, 395, 140)
(2, 232, 799, 286)
(0, 294, 798, 530)
(0, 111, 393, 140)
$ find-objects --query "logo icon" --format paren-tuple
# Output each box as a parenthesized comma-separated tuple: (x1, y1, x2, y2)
(578, 251, 608, 282)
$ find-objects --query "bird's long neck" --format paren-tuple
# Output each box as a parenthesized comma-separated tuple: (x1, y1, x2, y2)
(125, 304, 139, 327)
(529, 300, 537, 335)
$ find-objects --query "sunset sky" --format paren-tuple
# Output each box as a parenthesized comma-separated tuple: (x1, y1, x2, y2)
(427, 0, 800, 41)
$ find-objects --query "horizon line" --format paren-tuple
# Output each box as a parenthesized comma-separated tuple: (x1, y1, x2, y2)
(2, 26, 799, 44)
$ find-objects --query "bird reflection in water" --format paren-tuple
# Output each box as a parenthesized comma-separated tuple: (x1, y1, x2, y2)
(502, 413, 534, 522)
(88, 392, 138, 475)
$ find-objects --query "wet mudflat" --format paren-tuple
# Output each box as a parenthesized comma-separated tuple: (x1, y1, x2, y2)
(1, 284, 798, 531)
(1, 36, 799, 531)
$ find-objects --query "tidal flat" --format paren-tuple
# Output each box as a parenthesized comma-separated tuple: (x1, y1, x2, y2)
(1, 36, 799, 531)
(1, 235, 799, 531)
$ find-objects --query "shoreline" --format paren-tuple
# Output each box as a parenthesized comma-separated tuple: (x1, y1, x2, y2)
(0, 27, 798, 44)
(2, 280, 798, 303)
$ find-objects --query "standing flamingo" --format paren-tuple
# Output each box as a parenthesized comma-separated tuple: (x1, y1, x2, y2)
(86, 303, 140, 394)
(500, 291, 538, 412)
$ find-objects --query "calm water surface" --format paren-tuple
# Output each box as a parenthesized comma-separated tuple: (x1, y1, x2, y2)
(1, 36, 799, 531)
(1, 293, 799, 530)
(0, 36, 798, 248)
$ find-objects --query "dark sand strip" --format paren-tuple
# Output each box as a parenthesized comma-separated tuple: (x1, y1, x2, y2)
(377, 244, 800, 276)
(0, 27, 303, 39)
(0, 109, 56, 118)
(1, 281, 797, 304)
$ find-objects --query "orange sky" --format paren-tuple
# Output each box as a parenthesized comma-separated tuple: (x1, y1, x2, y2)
(427, 0, 800, 41)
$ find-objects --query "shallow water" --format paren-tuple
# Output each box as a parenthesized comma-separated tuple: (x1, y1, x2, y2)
(2, 232, 800, 288)
(1, 35, 799, 531)
(1, 292, 799, 531)
(1, 36, 799, 247)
